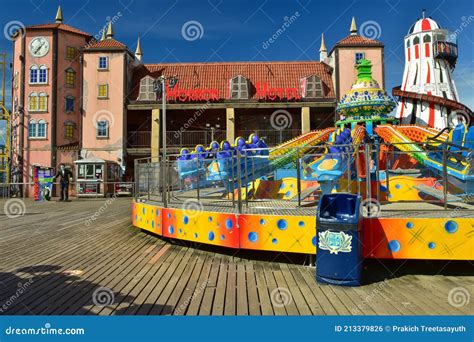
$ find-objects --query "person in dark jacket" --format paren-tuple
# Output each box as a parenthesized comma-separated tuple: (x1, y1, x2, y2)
(53, 164, 73, 201)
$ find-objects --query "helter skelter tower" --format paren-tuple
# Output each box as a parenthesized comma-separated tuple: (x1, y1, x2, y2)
(394, 10, 472, 129)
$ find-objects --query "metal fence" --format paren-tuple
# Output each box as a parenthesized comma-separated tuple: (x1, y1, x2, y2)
(133, 141, 474, 215)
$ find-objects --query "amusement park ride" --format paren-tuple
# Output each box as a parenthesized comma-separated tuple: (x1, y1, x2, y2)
(132, 14, 473, 261)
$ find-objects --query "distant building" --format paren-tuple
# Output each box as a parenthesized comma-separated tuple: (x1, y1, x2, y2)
(10, 7, 385, 195)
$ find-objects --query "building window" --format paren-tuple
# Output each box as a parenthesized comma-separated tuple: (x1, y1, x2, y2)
(37, 119, 47, 138)
(96, 120, 109, 138)
(406, 40, 410, 48)
(28, 120, 37, 138)
(65, 96, 75, 112)
(28, 119, 47, 139)
(98, 56, 108, 70)
(355, 52, 365, 64)
(66, 46, 76, 60)
(138, 76, 156, 101)
(413, 36, 420, 45)
(230, 75, 249, 100)
(39, 65, 48, 84)
(29, 92, 38, 111)
(305, 75, 323, 98)
(98, 84, 108, 98)
(29, 65, 38, 84)
(65, 68, 75, 86)
(423, 34, 431, 43)
(38, 93, 48, 111)
(64, 121, 75, 139)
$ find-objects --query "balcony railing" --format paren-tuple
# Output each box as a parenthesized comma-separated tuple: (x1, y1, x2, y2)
(236, 129, 302, 146)
(127, 131, 151, 148)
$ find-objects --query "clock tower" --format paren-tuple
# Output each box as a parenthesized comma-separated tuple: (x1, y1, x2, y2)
(11, 6, 91, 196)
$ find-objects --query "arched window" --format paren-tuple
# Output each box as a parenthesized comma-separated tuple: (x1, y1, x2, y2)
(38, 65, 48, 84)
(423, 34, 431, 43)
(29, 65, 38, 84)
(138, 76, 156, 101)
(64, 121, 75, 139)
(37, 119, 47, 138)
(413, 36, 420, 45)
(65, 68, 75, 86)
(230, 75, 249, 100)
(305, 75, 323, 98)
(96, 120, 109, 138)
(28, 119, 37, 138)
(65, 96, 75, 112)
(406, 39, 410, 48)
(38, 93, 48, 111)
(28, 92, 38, 111)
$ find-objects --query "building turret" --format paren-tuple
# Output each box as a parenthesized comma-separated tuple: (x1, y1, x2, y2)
(135, 36, 142, 61)
(319, 33, 327, 62)
(55, 6, 63, 23)
(350, 17, 357, 35)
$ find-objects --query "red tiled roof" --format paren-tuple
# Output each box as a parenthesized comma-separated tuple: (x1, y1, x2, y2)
(27, 23, 90, 37)
(335, 34, 383, 47)
(85, 38, 127, 50)
(130, 61, 335, 101)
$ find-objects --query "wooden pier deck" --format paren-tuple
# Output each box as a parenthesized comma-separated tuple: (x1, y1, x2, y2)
(0, 198, 472, 315)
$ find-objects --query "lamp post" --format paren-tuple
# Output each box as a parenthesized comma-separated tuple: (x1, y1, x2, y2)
(154, 75, 177, 207)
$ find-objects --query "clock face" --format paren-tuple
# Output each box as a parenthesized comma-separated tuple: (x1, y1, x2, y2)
(29, 37, 50, 57)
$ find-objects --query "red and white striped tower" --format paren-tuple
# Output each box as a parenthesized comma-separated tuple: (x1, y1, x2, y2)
(396, 10, 460, 129)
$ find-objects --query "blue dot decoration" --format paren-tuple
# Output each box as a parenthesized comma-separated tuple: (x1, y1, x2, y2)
(208, 231, 215, 241)
(260, 218, 265, 225)
(280, 183, 286, 189)
(142, 207, 145, 214)
(445, 221, 458, 234)
(428, 242, 436, 249)
(388, 240, 401, 252)
(221, 234, 225, 240)
(248, 232, 258, 242)
(298, 221, 305, 228)
(167, 213, 171, 219)
(395, 184, 401, 189)
(285, 191, 292, 197)
(379, 185, 388, 192)
(208, 216, 213, 222)
(168, 226, 174, 234)
(277, 219, 288, 231)
(183, 216, 189, 225)
(151, 221, 155, 228)
(312, 236, 317, 247)
(194, 232, 198, 238)
(156, 211, 160, 217)
(406, 222, 414, 229)
(272, 238, 278, 245)
(225, 219, 233, 230)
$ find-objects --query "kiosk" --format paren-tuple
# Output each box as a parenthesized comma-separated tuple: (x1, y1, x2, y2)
(74, 158, 120, 197)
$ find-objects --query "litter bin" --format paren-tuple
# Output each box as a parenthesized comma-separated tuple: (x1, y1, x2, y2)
(316, 193, 362, 286)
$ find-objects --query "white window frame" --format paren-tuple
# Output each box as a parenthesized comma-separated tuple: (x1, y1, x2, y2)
(98, 56, 109, 70)
(230, 75, 249, 100)
(304, 75, 323, 98)
(37, 119, 47, 138)
(28, 119, 37, 138)
(137, 76, 156, 101)
(98, 84, 108, 99)
(355, 52, 365, 64)
(29, 65, 38, 84)
(96, 120, 109, 138)
(38, 65, 48, 84)
(37, 92, 48, 112)
(28, 92, 38, 111)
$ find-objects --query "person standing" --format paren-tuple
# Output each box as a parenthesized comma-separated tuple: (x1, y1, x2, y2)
(54, 164, 73, 202)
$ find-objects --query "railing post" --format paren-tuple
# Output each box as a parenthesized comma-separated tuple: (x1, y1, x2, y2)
(162, 158, 168, 207)
(385, 143, 391, 203)
(296, 147, 301, 207)
(231, 155, 235, 207)
(134, 158, 138, 199)
(244, 151, 248, 208)
(196, 156, 200, 202)
(364, 143, 371, 200)
(236, 151, 242, 214)
(442, 149, 448, 210)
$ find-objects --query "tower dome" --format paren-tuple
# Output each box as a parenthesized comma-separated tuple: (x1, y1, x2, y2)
(408, 17, 440, 35)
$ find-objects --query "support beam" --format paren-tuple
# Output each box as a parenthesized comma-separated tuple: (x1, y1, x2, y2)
(226, 107, 235, 143)
(151, 108, 160, 161)
(301, 107, 310, 134)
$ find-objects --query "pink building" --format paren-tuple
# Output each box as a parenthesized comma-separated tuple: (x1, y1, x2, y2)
(10, 8, 385, 196)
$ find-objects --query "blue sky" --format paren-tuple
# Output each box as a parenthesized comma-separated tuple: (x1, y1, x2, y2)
(0, 0, 473, 111)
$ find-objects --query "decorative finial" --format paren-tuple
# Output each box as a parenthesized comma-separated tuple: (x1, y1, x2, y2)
(135, 36, 142, 61)
(319, 33, 327, 52)
(55, 5, 63, 23)
(350, 16, 357, 35)
(101, 28, 106, 41)
(106, 21, 113, 39)
(422, 9, 426, 19)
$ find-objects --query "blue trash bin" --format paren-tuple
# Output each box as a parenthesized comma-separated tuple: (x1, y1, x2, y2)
(316, 193, 362, 286)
